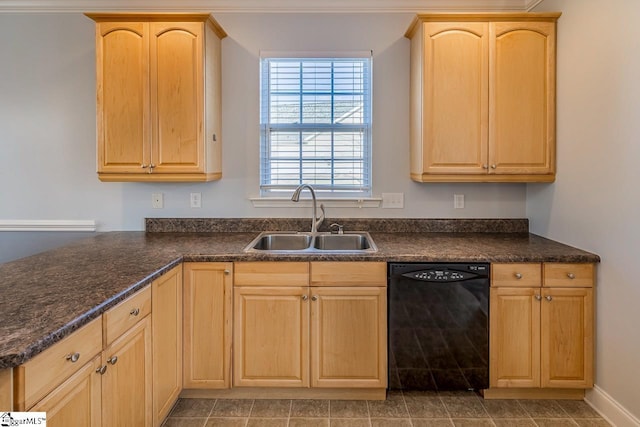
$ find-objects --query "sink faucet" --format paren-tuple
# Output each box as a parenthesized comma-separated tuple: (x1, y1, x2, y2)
(291, 184, 325, 234)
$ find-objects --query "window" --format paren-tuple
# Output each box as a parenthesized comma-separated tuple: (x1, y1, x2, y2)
(260, 53, 372, 197)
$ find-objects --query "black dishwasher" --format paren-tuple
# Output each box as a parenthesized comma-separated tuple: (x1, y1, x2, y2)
(388, 263, 489, 391)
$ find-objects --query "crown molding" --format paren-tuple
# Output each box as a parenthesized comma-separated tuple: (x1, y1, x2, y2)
(0, 0, 534, 13)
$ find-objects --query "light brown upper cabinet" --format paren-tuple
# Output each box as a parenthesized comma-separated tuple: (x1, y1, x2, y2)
(85, 13, 226, 182)
(405, 13, 560, 182)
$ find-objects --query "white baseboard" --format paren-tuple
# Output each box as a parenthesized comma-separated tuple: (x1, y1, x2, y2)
(0, 220, 96, 232)
(586, 385, 640, 427)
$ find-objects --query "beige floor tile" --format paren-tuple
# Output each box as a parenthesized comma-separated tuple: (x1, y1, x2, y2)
(250, 399, 292, 418)
(519, 400, 567, 418)
(245, 418, 288, 427)
(289, 418, 330, 427)
(451, 419, 495, 427)
(492, 419, 537, 427)
(163, 418, 208, 427)
(291, 399, 330, 418)
(368, 392, 409, 418)
(370, 418, 412, 426)
(330, 400, 369, 418)
(556, 401, 602, 418)
(403, 394, 448, 418)
(440, 396, 489, 418)
(169, 399, 216, 417)
(411, 419, 454, 427)
(211, 399, 254, 417)
(205, 418, 247, 427)
(533, 418, 579, 426)
(573, 419, 613, 427)
(330, 419, 370, 427)
(482, 399, 528, 418)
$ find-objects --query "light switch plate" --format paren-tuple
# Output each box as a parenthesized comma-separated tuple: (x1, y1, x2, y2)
(454, 194, 465, 209)
(382, 193, 404, 209)
(190, 192, 202, 208)
(152, 193, 163, 209)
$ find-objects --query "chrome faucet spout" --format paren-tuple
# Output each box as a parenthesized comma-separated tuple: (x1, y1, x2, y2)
(291, 184, 325, 234)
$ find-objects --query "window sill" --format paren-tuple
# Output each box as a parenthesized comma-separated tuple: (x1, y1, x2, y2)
(250, 197, 382, 209)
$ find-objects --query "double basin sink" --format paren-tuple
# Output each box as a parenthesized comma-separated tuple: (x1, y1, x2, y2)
(244, 231, 378, 254)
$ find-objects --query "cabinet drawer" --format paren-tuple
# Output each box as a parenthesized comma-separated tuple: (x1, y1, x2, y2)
(103, 285, 151, 346)
(234, 262, 309, 286)
(491, 263, 542, 287)
(15, 316, 103, 410)
(543, 263, 594, 288)
(310, 262, 387, 287)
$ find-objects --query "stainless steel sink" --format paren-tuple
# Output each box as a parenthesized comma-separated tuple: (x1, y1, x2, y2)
(313, 234, 373, 251)
(244, 231, 377, 253)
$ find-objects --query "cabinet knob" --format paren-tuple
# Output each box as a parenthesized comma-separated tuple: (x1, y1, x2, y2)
(311, 295, 318, 301)
(96, 365, 107, 375)
(66, 352, 80, 363)
(545, 295, 553, 302)
(302, 295, 308, 301)
(482, 164, 489, 169)
(130, 308, 140, 316)
(535, 294, 542, 301)
(567, 273, 576, 279)
(224, 269, 230, 275)
(141, 164, 149, 169)
(491, 164, 497, 169)
(107, 356, 118, 365)
(515, 273, 523, 279)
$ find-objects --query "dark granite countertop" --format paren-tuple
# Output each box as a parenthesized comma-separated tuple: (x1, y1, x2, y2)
(0, 220, 600, 370)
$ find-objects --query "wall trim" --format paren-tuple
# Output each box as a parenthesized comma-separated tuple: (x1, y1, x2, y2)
(0, 0, 531, 13)
(586, 385, 640, 427)
(0, 220, 97, 232)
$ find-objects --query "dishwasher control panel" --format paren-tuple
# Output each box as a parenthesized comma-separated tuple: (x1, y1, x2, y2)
(392, 263, 489, 283)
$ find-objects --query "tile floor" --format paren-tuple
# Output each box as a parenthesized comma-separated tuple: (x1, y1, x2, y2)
(161, 391, 612, 427)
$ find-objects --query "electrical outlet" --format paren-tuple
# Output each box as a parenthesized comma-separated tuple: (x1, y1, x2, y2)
(190, 192, 202, 208)
(152, 193, 163, 209)
(454, 194, 465, 209)
(382, 193, 404, 209)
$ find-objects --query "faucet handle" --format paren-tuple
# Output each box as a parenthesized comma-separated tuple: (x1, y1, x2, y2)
(329, 223, 344, 234)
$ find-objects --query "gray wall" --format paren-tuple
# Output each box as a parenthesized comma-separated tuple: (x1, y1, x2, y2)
(0, 12, 527, 235)
(530, 0, 640, 423)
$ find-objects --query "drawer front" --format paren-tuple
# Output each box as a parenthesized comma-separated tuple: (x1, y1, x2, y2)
(543, 263, 594, 288)
(310, 262, 387, 287)
(234, 262, 309, 286)
(103, 285, 151, 346)
(491, 263, 542, 287)
(17, 316, 103, 410)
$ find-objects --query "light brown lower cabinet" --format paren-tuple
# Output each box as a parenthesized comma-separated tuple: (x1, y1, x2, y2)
(490, 263, 594, 391)
(233, 261, 387, 390)
(183, 262, 233, 389)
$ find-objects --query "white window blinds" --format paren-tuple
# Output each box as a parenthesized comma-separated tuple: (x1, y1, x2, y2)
(260, 54, 372, 197)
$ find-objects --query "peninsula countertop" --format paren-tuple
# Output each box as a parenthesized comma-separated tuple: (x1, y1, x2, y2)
(0, 227, 600, 369)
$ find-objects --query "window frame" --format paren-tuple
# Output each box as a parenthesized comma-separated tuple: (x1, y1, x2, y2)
(259, 51, 373, 198)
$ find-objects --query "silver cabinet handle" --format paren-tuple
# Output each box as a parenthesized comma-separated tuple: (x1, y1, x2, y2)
(130, 308, 140, 316)
(301, 295, 308, 301)
(96, 365, 107, 375)
(515, 273, 523, 279)
(567, 273, 576, 279)
(107, 356, 118, 365)
(545, 295, 553, 301)
(66, 352, 80, 363)
(535, 294, 542, 301)
(311, 295, 318, 301)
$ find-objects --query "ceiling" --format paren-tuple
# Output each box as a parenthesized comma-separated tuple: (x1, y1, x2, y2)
(0, 0, 544, 13)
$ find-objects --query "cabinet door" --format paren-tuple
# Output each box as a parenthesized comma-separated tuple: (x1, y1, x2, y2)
(489, 21, 556, 175)
(183, 262, 233, 389)
(30, 356, 102, 427)
(152, 265, 182, 426)
(149, 22, 204, 174)
(310, 287, 387, 388)
(541, 288, 593, 388)
(420, 22, 489, 175)
(234, 287, 309, 387)
(96, 21, 150, 174)
(489, 287, 541, 388)
(102, 317, 152, 427)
